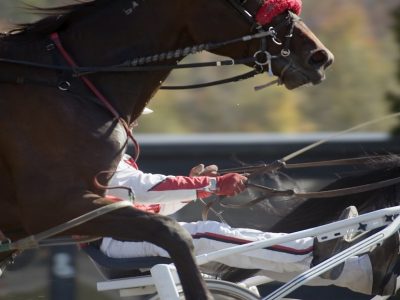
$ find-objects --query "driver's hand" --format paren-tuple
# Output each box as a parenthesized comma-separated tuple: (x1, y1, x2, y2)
(190, 164, 218, 177)
(216, 173, 247, 196)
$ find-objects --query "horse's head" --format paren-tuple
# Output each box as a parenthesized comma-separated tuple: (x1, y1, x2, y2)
(186, 0, 334, 90)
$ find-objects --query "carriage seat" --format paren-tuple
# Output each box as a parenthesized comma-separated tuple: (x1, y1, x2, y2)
(82, 242, 172, 279)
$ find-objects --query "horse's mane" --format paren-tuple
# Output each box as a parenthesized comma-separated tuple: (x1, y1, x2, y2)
(6, 0, 114, 37)
(363, 153, 400, 170)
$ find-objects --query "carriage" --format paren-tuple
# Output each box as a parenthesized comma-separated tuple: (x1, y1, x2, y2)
(81, 204, 400, 300)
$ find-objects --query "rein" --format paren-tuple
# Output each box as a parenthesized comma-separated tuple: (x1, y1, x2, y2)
(201, 112, 400, 220)
(202, 156, 400, 220)
(219, 155, 399, 175)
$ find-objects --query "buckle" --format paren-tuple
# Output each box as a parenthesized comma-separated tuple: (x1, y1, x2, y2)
(58, 81, 71, 91)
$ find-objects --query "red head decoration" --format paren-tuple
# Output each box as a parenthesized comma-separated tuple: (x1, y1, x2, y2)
(255, 0, 302, 26)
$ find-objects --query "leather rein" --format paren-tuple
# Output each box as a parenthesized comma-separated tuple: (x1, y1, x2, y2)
(217, 155, 400, 210)
(200, 113, 400, 219)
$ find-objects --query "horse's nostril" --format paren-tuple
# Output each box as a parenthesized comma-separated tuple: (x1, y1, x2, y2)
(308, 49, 331, 69)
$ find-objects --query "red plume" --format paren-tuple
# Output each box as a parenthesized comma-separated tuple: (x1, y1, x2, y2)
(256, 0, 302, 25)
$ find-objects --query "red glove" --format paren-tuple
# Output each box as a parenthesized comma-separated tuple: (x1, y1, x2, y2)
(215, 173, 247, 196)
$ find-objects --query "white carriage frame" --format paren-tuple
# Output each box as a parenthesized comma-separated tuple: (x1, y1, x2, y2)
(91, 205, 400, 300)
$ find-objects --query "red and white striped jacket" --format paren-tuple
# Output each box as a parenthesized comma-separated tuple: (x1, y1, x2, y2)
(107, 154, 217, 215)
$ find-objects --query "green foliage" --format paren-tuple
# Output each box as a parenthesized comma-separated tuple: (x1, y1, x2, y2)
(299, 1, 396, 132)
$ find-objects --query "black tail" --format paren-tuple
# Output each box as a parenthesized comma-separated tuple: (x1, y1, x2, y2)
(271, 165, 400, 233)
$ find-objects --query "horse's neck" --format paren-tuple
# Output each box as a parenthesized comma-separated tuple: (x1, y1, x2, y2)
(58, 0, 191, 122)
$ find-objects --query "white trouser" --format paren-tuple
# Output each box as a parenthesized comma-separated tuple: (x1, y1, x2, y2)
(257, 255, 372, 295)
(100, 220, 372, 294)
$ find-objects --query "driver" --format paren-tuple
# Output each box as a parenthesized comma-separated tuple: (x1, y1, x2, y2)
(99, 108, 399, 297)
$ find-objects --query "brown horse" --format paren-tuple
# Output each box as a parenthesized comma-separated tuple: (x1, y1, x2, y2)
(0, 0, 333, 298)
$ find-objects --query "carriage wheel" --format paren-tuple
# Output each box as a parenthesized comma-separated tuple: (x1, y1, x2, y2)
(148, 278, 260, 300)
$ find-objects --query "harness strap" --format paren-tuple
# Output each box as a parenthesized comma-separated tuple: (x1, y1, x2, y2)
(50, 33, 120, 119)
(161, 70, 259, 90)
(226, 0, 257, 26)
(0, 200, 132, 253)
(50, 32, 141, 160)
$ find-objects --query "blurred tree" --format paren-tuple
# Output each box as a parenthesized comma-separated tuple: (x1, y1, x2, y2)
(387, 5, 400, 135)
(300, 0, 395, 132)
(140, 1, 398, 133)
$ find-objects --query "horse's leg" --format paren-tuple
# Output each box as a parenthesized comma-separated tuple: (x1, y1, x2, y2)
(0, 155, 27, 266)
(67, 197, 212, 300)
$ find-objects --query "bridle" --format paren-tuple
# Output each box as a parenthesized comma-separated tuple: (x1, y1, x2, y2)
(0, 1, 300, 91)
(226, 0, 299, 90)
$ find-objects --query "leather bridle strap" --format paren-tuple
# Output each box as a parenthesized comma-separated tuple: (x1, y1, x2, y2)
(50, 32, 120, 119)
(226, 0, 258, 26)
(161, 70, 258, 90)
(50, 32, 141, 160)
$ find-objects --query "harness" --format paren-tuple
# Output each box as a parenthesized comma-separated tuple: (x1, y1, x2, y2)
(0, 0, 301, 256)
(0, 0, 300, 163)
